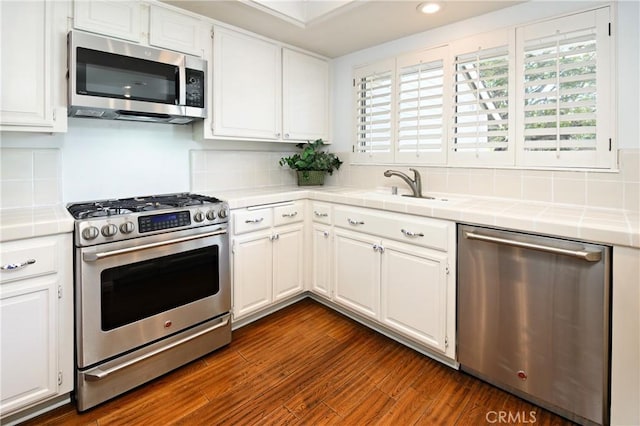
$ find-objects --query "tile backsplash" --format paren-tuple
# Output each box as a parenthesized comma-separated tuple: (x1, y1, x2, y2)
(0, 148, 61, 209)
(326, 149, 640, 213)
(190, 149, 298, 193)
(4, 147, 636, 213)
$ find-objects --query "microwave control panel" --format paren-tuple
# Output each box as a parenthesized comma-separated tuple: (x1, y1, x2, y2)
(185, 69, 205, 108)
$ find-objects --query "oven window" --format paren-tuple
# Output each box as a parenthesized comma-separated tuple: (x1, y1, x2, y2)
(76, 47, 178, 104)
(100, 246, 219, 331)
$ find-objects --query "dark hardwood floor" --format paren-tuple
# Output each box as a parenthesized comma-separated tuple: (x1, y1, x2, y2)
(23, 299, 575, 425)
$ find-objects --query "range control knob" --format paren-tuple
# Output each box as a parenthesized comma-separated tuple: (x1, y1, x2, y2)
(206, 209, 217, 221)
(218, 206, 229, 219)
(101, 224, 118, 237)
(82, 226, 100, 240)
(193, 211, 205, 223)
(120, 221, 135, 234)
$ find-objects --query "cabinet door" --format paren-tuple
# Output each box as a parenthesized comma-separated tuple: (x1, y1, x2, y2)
(212, 27, 281, 140)
(232, 232, 273, 319)
(0, 279, 58, 414)
(311, 224, 332, 298)
(333, 229, 380, 319)
(74, 0, 142, 42)
(273, 225, 304, 301)
(0, 0, 62, 131)
(282, 49, 329, 141)
(380, 240, 449, 352)
(148, 5, 202, 56)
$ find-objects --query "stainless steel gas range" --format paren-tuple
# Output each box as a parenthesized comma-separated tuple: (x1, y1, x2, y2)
(67, 193, 231, 411)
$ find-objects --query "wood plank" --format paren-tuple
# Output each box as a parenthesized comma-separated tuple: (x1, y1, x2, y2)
(21, 299, 576, 426)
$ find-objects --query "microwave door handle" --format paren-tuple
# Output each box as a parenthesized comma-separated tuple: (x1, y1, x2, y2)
(178, 59, 186, 106)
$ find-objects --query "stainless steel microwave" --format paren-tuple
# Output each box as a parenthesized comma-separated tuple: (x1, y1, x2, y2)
(68, 31, 206, 124)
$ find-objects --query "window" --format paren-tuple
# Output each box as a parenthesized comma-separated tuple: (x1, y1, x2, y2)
(450, 29, 514, 165)
(352, 6, 613, 170)
(396, 46, 449, 164)
(516, 8, 612, 168)
(353, 60, 395, 163)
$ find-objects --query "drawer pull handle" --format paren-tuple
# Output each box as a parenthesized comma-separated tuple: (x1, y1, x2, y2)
(1, 259, 36, 271)
(401, 229, 424, 238)
(282, 212, 298, 218)
(347, 218, 365, 226)
(245, 218, 264, 224)
(314, 211, 328, 217)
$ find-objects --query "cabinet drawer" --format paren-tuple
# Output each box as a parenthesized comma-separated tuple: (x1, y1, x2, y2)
(310, 202, 331, 225)
(233, 209, 273, 235)
(0, 236, 59, 284)
(334, 205, 450, 251)
(273, 202, 304, 226)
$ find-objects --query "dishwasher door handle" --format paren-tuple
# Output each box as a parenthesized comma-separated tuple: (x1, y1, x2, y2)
(464, 231, 602, 262)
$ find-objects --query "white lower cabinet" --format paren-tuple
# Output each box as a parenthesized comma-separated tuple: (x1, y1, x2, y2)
(231, 202, 304, 320)
(333, 229, 380, 319)
(331, 205, 456, 359)
(0, 233, 73, 419)
(380, 240, 449, 352)
(310, 223, 332, 298)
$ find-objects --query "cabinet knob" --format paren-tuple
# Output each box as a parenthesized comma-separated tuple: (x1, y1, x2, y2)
(372, 244, 385, 253)
(323, 231, 329, 238)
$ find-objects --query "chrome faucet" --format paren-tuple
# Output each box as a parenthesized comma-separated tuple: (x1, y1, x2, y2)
(383, 168, 423, 198)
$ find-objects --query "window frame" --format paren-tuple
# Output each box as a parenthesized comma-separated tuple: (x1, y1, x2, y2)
(395, 46, 451, 165)
(350, 5, 615, 171)
(448, 28, 516, 167)
(352, 59, 395, 164)
(514, 7, 613, 169)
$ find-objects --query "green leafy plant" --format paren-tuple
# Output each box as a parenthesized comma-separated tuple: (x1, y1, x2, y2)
(279, 139, 342, 176)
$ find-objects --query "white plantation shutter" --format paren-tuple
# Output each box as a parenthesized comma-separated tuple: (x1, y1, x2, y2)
(450, 29, 514, 165)
(354, 60, 394, 162)
(517, 8, 612, 168)
(396, 46, 449, 164)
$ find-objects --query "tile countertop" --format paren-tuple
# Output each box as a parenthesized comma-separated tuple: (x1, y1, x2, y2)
(212, 186, 640, 249)
(0, 205, 74, 243)
(0, 188, 636, 248)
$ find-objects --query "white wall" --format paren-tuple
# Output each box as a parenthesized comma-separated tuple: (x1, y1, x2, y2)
(0, 118, 298, 203)
(330, 0, 640, 153)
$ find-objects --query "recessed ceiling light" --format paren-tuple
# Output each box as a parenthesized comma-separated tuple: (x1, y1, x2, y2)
(417, 2, 442, 14)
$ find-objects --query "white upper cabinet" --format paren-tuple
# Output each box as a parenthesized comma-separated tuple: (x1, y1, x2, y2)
(0, 0, 67, 132)
(148, 5, 203, 56)
(199, 26, 330, 143)
(73, 1, 205, 56)
(282, 48, 329, 141)
(212, 26, 282, 140)
(74, 0, 142, 42)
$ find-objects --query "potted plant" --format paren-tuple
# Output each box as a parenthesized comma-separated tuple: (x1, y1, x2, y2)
(279, 139, 342, 186)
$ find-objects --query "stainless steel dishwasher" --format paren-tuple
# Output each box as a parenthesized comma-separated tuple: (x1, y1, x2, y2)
(457, 225, 611, 425)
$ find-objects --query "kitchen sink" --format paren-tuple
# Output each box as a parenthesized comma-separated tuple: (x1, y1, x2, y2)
(357, 190, 466, 205)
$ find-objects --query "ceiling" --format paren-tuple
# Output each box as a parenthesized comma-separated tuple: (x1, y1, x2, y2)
(160, 0, 524, 58)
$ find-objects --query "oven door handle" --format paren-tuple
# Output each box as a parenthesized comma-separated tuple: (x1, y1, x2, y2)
(83, 315, 230, 381)
(83, 229, 226, 262)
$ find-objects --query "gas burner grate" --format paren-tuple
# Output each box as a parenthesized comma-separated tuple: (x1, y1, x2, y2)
(67, 193, 223, 220)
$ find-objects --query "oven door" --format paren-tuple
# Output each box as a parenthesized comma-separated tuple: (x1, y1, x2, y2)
(76, 225, 230, 369)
